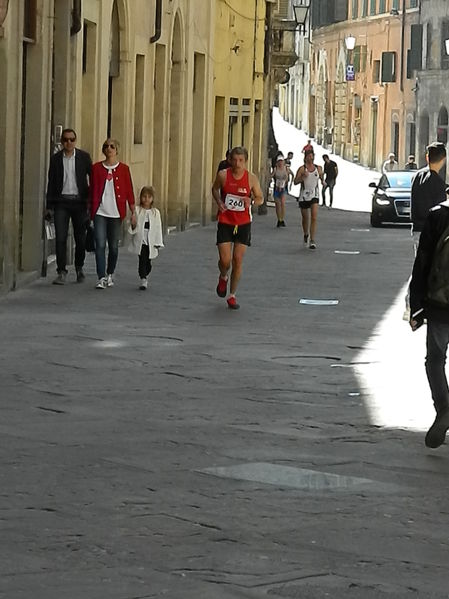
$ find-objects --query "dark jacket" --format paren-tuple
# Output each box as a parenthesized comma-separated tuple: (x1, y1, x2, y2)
(410, 167, 447, 232)
(410, 200, 449, 324)
(46, 148, 92, 208)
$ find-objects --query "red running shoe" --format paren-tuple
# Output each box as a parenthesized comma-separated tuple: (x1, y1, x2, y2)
(216, 276, 227, 297)
(227, 296, 240, 310)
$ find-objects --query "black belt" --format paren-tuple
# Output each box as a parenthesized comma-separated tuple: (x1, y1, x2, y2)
(60, 194, 81, 200)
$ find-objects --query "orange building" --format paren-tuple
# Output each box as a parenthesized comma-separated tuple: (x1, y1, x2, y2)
(308, 0, 419, 171)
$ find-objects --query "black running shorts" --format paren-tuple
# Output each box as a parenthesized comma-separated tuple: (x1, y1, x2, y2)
(216, 222, 251, 246)
(298, 197, 319, 210)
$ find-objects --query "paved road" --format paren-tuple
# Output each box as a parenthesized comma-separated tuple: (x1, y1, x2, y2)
(1, 201, 447, 598)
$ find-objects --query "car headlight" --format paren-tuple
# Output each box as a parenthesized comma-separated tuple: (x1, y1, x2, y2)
(375, 197, 391, 206)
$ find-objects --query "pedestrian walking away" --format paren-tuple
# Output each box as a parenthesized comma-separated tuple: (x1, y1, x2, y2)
(410, 199, 449, 449)
(45, 128, 92, 285)
(127, 186, 164, 290)
(382, 152, 399, 173)
(294, 150, 324, 249)
(271, 155, 289, 227)
(90, 138, 136, 289)
(211, 146, 263, 310)
(285, 151, 294, 191)
(217, 149, 231, 173)
(322, 154, 338, 208)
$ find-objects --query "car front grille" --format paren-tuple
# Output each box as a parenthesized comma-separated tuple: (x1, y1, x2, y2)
(394, 199, 411, 217)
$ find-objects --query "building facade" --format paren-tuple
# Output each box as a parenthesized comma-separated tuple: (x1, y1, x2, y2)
(414, 0, 449, 171)
(0, 0, 277, 294)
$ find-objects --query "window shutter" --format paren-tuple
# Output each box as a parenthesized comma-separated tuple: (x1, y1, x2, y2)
(381, 51, 396, 82)
(409, 24, 423, 70)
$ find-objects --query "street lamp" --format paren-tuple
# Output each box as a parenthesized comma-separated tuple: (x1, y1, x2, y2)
(345, 35, 356, 51)
(293, 1, 310, 33)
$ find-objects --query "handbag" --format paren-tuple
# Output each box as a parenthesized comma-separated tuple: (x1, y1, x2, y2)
(85, 222, 95, 252)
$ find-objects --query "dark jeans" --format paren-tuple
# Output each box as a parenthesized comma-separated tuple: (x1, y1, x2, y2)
(138, 244, 152, 278)
(94, 215, 122, 279)
(322, 180, 336, 206)
(54, 201, 87, 273)
(426, 320, 449, 414)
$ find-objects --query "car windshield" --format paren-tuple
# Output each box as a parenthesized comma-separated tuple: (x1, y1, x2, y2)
(382, 171, 415, 189)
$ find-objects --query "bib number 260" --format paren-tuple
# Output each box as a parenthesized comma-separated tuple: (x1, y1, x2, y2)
(225, 194, 246, 212)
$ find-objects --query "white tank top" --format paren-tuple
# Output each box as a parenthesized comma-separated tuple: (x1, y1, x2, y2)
(299, 165, 320, 202)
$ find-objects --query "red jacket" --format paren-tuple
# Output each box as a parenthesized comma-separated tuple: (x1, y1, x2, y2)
(90, 161, 135, 220)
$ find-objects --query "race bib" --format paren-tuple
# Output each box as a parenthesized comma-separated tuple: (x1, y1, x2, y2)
(225, 193, 246, 212)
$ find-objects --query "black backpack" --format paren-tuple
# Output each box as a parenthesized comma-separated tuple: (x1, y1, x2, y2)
(427, 208, 449, 307)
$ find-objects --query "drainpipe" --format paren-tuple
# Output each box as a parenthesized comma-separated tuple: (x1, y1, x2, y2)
(150, 0, 162, 44)
(400, 0, 406, 92)
(70, 0, 82, 36)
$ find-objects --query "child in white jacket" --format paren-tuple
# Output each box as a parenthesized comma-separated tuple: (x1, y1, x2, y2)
(128, 186, 164, 290)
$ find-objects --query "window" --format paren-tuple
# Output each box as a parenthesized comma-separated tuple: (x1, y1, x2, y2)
(381, 51, 396, 82)
(23, 0, 37, 42)
(409, 0, 418, 7)
(134, 55, 145, 144)
(378, 0, 386, 12)
(370, 0, 376, 15)
(408, 24, 423, 71)
(426, 22, 432, 69)
(373, 59, 381, 82)
(361, 0, 368, 16)
(441, 21, 449, 70)
(353, 45, 367, 72)
(352, 0, 359, 19)
(392, 0, 399, 9)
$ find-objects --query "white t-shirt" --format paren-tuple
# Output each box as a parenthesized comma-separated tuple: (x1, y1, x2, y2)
(62, 149, 78, 196)
(97, 162, 120, 218)
(299, 165, 320, 202)
(142, 210, 151, 245)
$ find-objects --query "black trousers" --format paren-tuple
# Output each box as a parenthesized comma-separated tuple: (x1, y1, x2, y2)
(54, 201, 87, 273)
(138, 244, 152, 278)
(426, 319, 449, 415)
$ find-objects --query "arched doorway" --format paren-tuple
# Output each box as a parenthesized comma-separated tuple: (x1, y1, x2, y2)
(167, 12, 185, 228)
(418, 111, 429, 168)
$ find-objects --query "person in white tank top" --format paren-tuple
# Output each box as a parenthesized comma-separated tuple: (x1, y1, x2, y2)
(294, 150, 324, 250)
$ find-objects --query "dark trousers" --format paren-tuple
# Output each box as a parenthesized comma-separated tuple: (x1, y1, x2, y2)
(426, 320, 449, 414)
(138, 244, 152, 278)
(322, 180, 336, 206)
(54, 201, 87, 273)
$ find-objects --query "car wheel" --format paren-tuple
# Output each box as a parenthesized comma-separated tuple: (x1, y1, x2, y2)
(370, 212, 382, 227)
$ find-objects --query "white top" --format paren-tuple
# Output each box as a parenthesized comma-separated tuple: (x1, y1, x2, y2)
(299, 165, 320, 202)
(62, 149, 78, 196)
(97, 162, 120, 218)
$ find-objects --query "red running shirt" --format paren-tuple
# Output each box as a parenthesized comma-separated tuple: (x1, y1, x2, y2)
(218, 168, 252, 226)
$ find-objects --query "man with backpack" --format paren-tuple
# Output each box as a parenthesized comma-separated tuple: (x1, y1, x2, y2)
(410, 198, 449, 448)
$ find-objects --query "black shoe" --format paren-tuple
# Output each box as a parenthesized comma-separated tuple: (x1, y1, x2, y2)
(425, 409, 449, 448)
(76, 269, 85, 283)
(52, 272, 67, 285)
(303, 234, 309, 245)
(276, 221, 281, 228)
(280, 221, 286, 227)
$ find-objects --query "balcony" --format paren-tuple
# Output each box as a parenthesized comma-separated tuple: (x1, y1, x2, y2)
(271, 20, 298, 69)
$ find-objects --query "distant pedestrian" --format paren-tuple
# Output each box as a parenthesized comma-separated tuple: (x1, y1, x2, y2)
(45, 128, 92, 285)
(211, 146, 263, 309)
(409, 198, 449, 448)
(382, 152, 399, 173)
(405, 154, 418, 171)
(294, 150, 324, 249)
(322, 154, 338, 208)
(272, 155, 289, 227)
(285, 151, 294, 191)
(217, 150, 231, 173)
(128, 186, 164, 290)
(90, 138, 136, 289)
(302, 139, 313, 155)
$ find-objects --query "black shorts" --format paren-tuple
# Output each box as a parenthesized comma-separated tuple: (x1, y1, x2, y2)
(298, 197, 319, 210)
(216, 222, 251, 247)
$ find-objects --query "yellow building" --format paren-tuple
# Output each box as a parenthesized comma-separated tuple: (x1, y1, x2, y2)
(212, 0, 266, 178)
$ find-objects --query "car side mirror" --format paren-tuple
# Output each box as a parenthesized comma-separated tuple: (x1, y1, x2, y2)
(368, 182, 377, 188)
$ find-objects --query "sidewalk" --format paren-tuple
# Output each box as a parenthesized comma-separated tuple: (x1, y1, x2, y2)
(0, 201, 447, 598)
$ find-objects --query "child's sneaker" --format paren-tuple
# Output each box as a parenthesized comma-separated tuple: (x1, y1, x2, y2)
(139, 278, 148, 290)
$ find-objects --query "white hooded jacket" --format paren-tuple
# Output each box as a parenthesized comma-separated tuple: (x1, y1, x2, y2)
(127, 206, 164, 259)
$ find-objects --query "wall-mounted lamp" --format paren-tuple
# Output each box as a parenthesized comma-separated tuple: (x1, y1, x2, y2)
(445, 38, 449, 55)
(293, 0, 310, 32)
(345, 35, 356, 51)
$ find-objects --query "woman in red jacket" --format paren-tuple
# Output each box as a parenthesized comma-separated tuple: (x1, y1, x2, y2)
(90, 138, 136, 289)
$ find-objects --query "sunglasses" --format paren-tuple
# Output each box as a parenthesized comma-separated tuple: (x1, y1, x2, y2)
(62, 137, 76, 143)
(103, 143, 116, 150)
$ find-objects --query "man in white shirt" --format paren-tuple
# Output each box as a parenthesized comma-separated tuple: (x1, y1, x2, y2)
(382, 152, 399, 173)
(46, 129, 92, 284)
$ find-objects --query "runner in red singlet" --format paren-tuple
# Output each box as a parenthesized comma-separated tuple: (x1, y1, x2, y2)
(211, 146, 263, 309)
